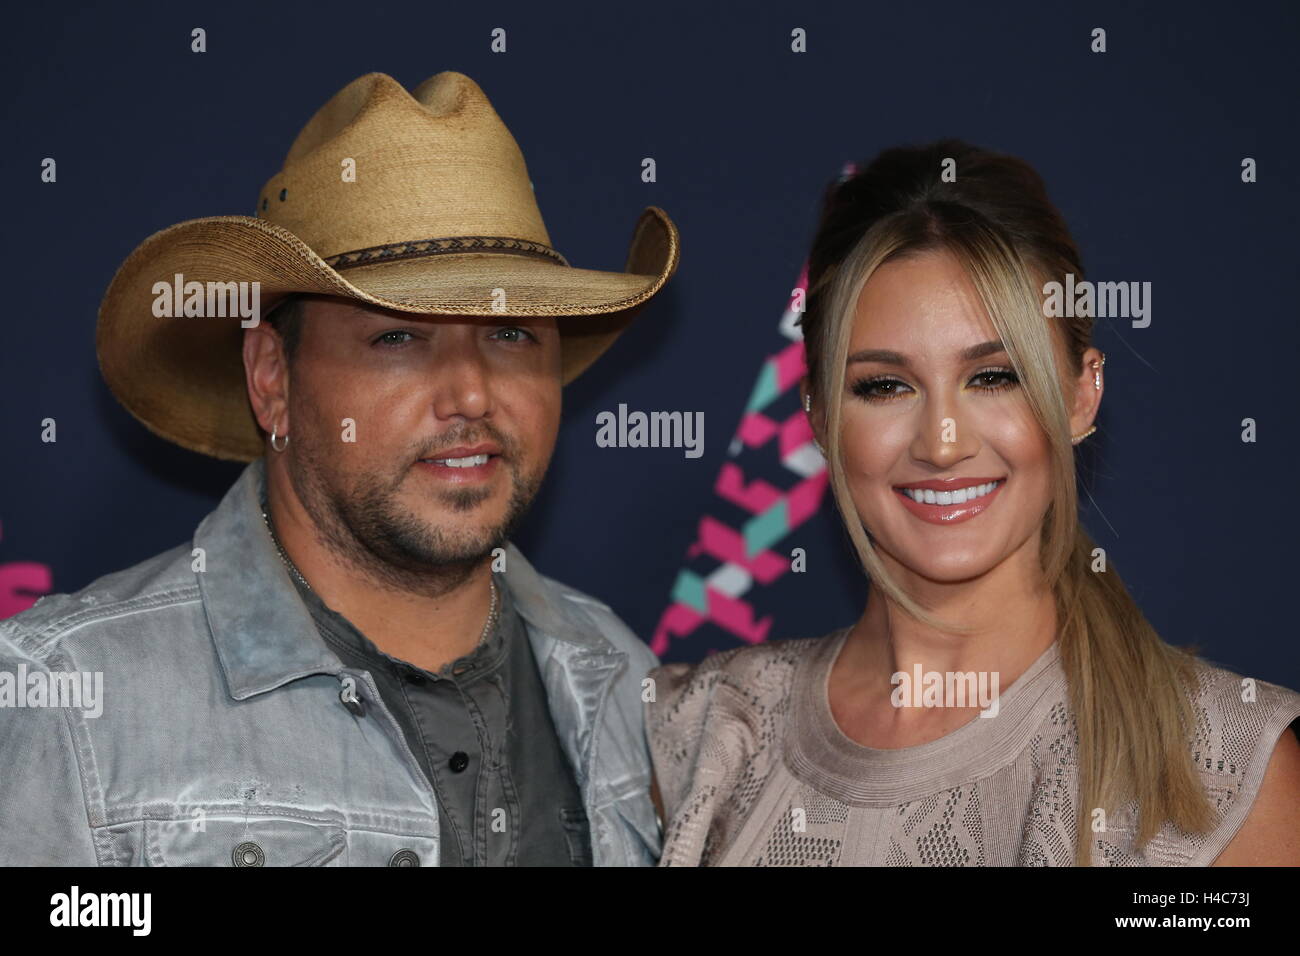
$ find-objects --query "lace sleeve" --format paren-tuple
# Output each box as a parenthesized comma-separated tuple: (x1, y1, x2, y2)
(643, 659, 723, 819)
(1186, 666, 1300, 865)
(1096, 662, 1300, 866)
(642, 640, 813, 866)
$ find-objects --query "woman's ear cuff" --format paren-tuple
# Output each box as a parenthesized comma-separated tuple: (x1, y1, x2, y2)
(1072, 353, 1106, 445)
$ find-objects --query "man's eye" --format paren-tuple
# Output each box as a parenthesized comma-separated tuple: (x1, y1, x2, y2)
(374, 330, 414, 347)
(493, 327, 537, 343)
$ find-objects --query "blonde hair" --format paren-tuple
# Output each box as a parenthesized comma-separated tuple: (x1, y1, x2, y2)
(799, 141, 1215, 865)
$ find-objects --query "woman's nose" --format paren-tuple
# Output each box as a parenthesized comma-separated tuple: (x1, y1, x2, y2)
(910, 403, 979, 468)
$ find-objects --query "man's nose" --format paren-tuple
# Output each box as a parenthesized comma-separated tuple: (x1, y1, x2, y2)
(429, 334, 490, 421)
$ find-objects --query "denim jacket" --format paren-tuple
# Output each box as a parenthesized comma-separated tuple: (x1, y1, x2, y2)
(0, 458, 662, 866)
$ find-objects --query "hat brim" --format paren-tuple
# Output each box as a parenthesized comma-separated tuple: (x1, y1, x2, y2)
(97, 207, 679, 461)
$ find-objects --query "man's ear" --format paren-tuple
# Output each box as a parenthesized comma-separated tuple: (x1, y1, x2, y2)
(243, 324, 290, 438)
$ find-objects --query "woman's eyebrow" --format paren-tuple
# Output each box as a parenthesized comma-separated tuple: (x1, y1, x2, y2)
(846, 339, 1007, 366)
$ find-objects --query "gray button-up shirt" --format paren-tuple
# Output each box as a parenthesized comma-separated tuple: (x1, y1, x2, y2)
(0, 457, 661, 866)
(291, 571, 591, 865)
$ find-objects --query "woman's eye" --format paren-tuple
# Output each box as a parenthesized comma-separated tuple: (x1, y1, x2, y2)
(492, 327, 537, 344)
(374, 330, 414, 347)
(850, 377, 910, 402)
(850, 370, 1019, 403)
(970, 369, 1020, 391)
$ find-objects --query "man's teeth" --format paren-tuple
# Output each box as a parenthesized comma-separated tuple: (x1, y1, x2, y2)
(427, 454, 490, 467)
(900, 480, 1001, 505)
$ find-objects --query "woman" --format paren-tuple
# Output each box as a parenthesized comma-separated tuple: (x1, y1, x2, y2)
(645, 140, 1300, 866)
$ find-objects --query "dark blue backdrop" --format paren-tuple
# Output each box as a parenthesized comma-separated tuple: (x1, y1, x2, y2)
(2, 0, 1296, 689)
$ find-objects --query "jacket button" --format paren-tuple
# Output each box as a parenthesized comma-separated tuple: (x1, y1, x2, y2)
(339, 678, 366, 716)
(388, 848, 420, 867)
(233, 841, 265, 867)
(449, 751, 469, 773)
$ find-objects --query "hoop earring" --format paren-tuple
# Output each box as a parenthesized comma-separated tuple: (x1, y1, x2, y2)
(1070, 425, 1097, 446)
(270, 426, 290, 452)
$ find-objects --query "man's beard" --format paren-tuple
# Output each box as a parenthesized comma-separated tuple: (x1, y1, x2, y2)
(288, 423, 546, 598)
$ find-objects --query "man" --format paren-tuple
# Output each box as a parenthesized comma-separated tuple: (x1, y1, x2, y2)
(0, 70, 678, 865)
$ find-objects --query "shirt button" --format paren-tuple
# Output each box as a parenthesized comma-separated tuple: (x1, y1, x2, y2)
(232, 841, 265, 867)
(449, 751, 469, 773)
(388, 848, 421, 867)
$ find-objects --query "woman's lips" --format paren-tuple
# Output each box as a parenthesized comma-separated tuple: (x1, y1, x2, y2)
(892, 478, 1005, 525)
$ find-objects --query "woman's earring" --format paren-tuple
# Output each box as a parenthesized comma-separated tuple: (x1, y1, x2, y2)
(270, 426, 290, 452)
(1072, 354, 1105, 445)
(803, 394, 826, 456)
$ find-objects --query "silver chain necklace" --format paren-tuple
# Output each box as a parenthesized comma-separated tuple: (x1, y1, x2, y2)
(260, 502, 499, 646)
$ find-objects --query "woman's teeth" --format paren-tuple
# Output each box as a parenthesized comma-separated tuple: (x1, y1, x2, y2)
(900, 480, 1001, 505)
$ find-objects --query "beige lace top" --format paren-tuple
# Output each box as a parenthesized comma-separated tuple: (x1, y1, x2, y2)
(645, 629, 1300, 866)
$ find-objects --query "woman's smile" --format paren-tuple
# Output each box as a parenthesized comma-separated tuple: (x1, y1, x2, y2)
(892, 476, 1006, 525)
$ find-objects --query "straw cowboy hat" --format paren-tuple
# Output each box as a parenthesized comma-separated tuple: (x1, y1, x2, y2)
(97, 70, 680, 462)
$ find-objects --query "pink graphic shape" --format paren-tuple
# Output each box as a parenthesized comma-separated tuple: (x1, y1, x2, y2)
(715, 464, 783, 514)
(736, 411, 778, 448)
(0, 563, 53, 619)
(779, 410, 816, 459)
(650, 591, 773, 655)
(650, 602, 706, 656)
(685, 516, 788, 584)
(0, 518, 54, 620)
(785, 472, 830, 527)
(706, 590, 773, 645)
(773, 340, 808, 390)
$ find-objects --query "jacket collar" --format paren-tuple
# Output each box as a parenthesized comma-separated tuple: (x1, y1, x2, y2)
(195, 458, 616, 701)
